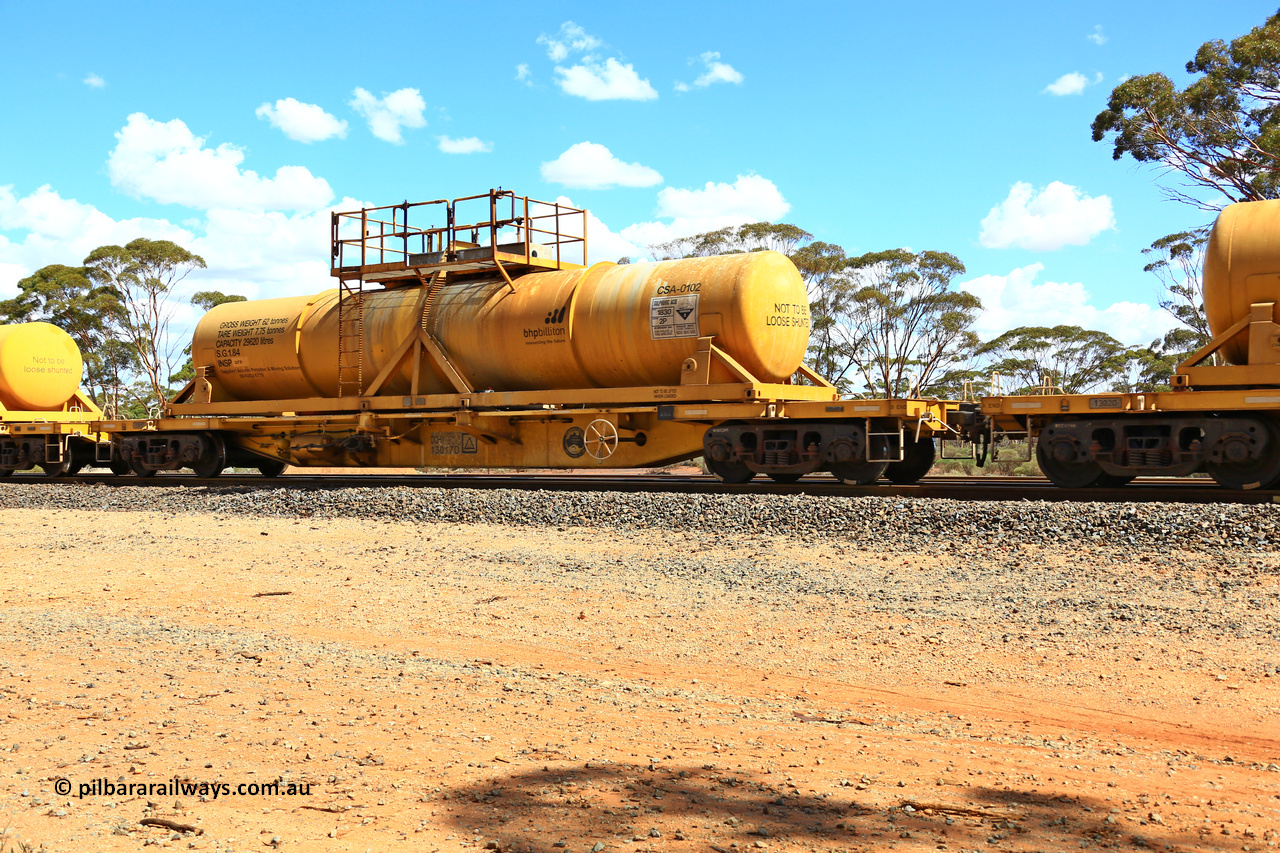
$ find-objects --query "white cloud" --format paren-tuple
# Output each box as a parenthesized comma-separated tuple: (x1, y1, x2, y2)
(531, 21, 657, 101)
(619, 174, 790, 249)
(437, 135, 493, 154)
(1087, 25, 1107, 45)
(554, 58, 658, 101)
(0, 183, 370, 306)
(0, 108, 378, 310)
(1042, 72, 1092, 96)
(554, 175, 790, 264)
(107, 113, 334, 212)
(979, 181, 1115, 251)
(83, 72, 105, 88)
(692, 51, 743, 88)
(187, 200, 367, 299)
(551, 195, 642, 264)
(255, 98, 348, 143)
(540, 142, 661, 189)
(655, 174, 788, 220)
(537, 22, 602, 62)
(0, 262, 26, 298)
(961, 263, 1174, 347)
(515, 63, 532, 85)
(349, 87, 426, 144)
(0, 184, 193, 298)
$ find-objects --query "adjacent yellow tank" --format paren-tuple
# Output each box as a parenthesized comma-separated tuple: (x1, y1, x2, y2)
(0, 322, 84, 410)
(1203, 199, 1280, 365)
(191, 251, 811, 400)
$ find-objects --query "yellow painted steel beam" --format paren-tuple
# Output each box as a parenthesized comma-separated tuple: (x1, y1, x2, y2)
(165, 382, 840, 418)
(0, 421, 100, 436)
(983, 388, 1280, 418)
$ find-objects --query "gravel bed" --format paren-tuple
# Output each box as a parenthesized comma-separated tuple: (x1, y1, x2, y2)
(2, 481, 1278, 551)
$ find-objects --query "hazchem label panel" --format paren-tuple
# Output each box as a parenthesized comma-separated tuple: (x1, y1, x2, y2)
(650, 295, 699, 340)
(429, 432, 479, 455)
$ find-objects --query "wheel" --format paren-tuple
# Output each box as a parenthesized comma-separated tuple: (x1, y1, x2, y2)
(38, 458, 70, 477)
(831, 459, 889, 485)
(885, 435, 937, 484)
(64, 460, 84, 476)
(1205, 420, 1280, 490)
(583, 419, 619, 461)
(257, 460, 288, 478)
(128, 457, 157, 478)
(190, 433, 226, 478)
(1036, 437, 1107, 489)
(0, 468, 12, 478)
(767, 472, 804, 484)
(108, 457, 130, 476)
(706, 458, 755, 484)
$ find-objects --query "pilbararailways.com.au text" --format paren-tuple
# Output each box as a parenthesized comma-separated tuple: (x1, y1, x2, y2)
(55, 777, 312, 799)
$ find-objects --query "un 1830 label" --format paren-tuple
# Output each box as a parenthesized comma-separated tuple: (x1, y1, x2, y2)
(650, 295, 699, 340)
(430, 432, 478, 455)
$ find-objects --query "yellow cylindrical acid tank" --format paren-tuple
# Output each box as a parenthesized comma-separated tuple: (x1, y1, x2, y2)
(0, 322, 84, 410)
(191, 251, 811, 400)
(1203, 199, 1280, 365)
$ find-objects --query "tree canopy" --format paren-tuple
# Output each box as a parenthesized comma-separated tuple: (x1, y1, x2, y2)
(168, 291, 248, 386)
(0, 263, 133, 405)
(977, 325, 1139, 395)
(84, 238, 206, 412)
(648, 222, 813, 260)
(191, 291, 247, 311)
(842, 249, 981, 397)
(1092, 10, 1280, 207)
(651, 226, 983, 397)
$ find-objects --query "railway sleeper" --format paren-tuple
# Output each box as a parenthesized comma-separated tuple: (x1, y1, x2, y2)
(1037, 415, 1280, 489)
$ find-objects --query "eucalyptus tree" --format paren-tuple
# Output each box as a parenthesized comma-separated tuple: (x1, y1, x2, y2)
(977, 325, 1140, 395)
(842, 249, 982, 398)
(1091, 10, 1280, 208)
(0, 263, 132, 405)
(84, 238, 206, 412)
(168, 291, 248, 386)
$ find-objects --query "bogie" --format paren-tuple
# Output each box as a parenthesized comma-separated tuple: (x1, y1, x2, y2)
(703, 419, 905, 485)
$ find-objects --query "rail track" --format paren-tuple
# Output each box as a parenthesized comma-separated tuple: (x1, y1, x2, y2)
(2, 471, 1277, 504)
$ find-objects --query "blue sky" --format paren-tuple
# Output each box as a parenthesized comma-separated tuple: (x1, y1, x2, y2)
(1, 2, 1274, 347)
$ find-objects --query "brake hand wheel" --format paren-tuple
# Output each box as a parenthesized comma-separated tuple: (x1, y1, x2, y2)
(584, 419, 619, 461)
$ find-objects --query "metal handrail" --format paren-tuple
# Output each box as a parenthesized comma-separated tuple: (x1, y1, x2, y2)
(331, 189, 587, 273)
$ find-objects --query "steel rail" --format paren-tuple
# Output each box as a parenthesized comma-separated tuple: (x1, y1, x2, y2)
(1, 472, 1275, 504)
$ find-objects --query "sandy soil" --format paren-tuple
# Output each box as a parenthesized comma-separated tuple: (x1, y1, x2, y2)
(0, 508, 1277, 852)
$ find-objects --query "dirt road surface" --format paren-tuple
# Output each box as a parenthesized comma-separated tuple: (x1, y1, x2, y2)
(0, 505, 1276, 852)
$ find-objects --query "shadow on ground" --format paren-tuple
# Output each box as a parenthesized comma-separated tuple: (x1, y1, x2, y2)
(439, 761, 1227, 852)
